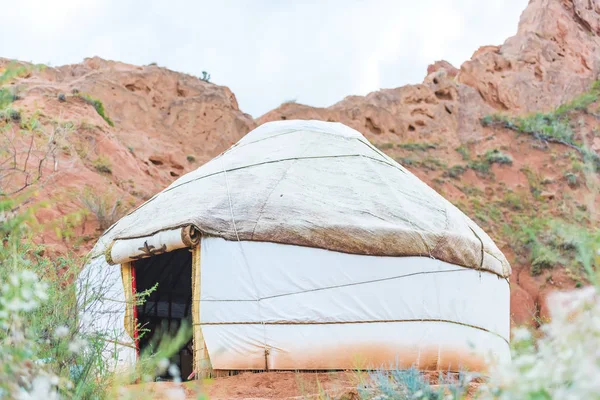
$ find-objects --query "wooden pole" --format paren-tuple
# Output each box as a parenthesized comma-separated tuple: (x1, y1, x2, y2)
(120, 262, 138, 356)
(191, 242, 212, 379)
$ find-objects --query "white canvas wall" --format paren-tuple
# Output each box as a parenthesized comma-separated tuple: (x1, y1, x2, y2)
(200, 237, 510, 371)
(77, 256, 136, 371)
(78, 235, 510, 372)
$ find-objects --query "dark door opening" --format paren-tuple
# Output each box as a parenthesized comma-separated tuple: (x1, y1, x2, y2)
(133, 247, 194, 381)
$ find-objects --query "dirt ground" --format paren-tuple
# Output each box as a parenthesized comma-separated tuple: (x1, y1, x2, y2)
(122, 371, 359, 399)
(121, 371, 481, 399)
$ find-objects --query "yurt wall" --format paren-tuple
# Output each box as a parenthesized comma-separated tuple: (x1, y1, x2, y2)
(198, 237, 510, 371)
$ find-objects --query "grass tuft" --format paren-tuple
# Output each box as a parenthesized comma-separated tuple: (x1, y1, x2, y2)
(78, 93, 114, 126)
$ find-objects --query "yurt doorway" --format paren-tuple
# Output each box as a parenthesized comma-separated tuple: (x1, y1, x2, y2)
(133, 247, 194, 380)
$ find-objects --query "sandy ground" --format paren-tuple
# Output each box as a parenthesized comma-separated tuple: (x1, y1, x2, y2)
(120, 371, 481, 399)
(122, 371, 360, 399)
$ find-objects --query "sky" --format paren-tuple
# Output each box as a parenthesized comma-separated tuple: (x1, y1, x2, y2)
(1, 0, 527, 117)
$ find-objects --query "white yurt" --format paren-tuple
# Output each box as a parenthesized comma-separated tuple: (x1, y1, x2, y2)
(78, 120, 511, 379)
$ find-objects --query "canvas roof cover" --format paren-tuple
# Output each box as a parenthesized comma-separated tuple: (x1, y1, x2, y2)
(94, 120, 511, 278)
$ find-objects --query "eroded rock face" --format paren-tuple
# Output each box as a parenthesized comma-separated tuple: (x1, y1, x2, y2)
(259, 70, 462, 147)
(458, 0, 600, 112)
(427, 60, 459, 79)
(23, 57, 256, 168)
(0, 57, 255, 256)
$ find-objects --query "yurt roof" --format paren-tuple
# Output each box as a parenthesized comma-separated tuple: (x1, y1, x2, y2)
(93, 120, 511, 278)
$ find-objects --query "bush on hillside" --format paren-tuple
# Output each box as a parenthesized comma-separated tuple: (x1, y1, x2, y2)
(77, 94, 114, 127)
(79, 188, 125, 231)
(480, 81, 600, 171)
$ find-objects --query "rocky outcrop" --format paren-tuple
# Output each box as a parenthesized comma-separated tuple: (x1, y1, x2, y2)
(427, 60, 459, 79)
(458, 0, 600, 112)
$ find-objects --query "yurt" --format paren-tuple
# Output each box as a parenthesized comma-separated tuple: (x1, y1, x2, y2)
(78, 120, 511, 379)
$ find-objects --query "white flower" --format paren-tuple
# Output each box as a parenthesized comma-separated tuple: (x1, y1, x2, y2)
(17, 376, 59, 400)
(512, 327, 531, 342)
(480, 286, 600, 399)
(21, 288, 32, 300)
(168, 363, 182, 383)
(68, 338, 88, 353)
(168, 363, 180, 378)
(54, 326, 69, 339)
(157, 358, 169, 373)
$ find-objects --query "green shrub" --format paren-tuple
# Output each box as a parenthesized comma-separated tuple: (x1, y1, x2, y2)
(93, 156, 112, 174)
(582, 148, 600, 172)
(455, 145, 470, 160)
(0, 106, 20, 122)
(397, 142, 437, 151)
(358, 367, 469, 399)
(468, 159, 491, 175)
(394, 156, 445, 170)
(78, 94, 114, 126)
(421, 156, 446, 171)
(521, 166, 542, 198)
(445, 165, 466, 179)
(186, 155, 196, 163)
(501, 216, 596, 276)
(200, 71, 211, 82)
(376, 142, 394, 150)
(555, 89, 599, 115)
(565, 172, 579, 188)
(79, 188, 125, 230)
(395, 156, 415, 166)
(531, 246, 562, 275)
(485, 149, 513, 165)
(501, 191, 525, 211)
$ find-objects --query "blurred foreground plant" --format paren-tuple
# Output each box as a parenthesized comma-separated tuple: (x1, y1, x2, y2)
(0, 196, 192, 399)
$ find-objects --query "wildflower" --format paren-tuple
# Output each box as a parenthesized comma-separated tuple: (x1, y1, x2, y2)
(168, 363, 180, 378)
(54, 326, 69, 339)
(512, 327, 531, 342)
(68, 338, 88, 353)
(157, 358, 169, 373)
(168, 363, 181, 383)
(480, 285, 600, 399)
(17, 376, 58, 400)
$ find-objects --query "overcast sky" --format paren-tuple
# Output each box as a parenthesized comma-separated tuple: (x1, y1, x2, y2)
(2, 0, 527, 117)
